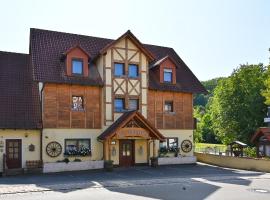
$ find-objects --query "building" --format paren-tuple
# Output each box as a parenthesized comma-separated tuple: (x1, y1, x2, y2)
(251, 127, 270, 157)
(0, 29, 206, 174)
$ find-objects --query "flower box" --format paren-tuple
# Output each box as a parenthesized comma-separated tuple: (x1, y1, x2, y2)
(43, 160, 104, 173)
(158, 156, 197, 165)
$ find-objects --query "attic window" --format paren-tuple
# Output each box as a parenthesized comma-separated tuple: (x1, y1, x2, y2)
(164, 68, 172, 83)
(72, 59, 83, 75)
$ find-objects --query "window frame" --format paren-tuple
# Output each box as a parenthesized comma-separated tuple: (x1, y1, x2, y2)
(114, 97, 125, 112)
(71, 95, 84, 111)
(159, 137, 179, 149)
(128, 64, 139, 78)
(64, 138, 91, 156)
(129, 98, 139, 110)
(114, 63, 125, 77)
(163, 68, 173, 83)
(71, 58, 84, 76)
(164, 101, 174, 113)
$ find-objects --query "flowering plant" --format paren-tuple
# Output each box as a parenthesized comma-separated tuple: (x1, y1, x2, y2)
(64, 147, 91, 156)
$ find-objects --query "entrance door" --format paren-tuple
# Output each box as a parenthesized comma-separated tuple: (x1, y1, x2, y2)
(119, 140, 134, 167)
(6, 139, 22, 169)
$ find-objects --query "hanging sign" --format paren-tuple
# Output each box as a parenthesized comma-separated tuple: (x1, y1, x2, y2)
(264, 118, 270, 123)
(116, 128, 149, 139)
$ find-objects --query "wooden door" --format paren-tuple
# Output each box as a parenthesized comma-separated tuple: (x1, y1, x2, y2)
(6, 139, 22, 169)
(119, 140, 134, 167)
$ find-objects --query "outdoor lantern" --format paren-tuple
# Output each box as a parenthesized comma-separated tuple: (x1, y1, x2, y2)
(138, 146, 143, 155)
(112, 146, 116, 156)
(29, 144, 35, 152)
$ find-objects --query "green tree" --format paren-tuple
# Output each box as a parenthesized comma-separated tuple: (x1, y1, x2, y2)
(210, 64, 267, 144)
(262, 66, 270, 105)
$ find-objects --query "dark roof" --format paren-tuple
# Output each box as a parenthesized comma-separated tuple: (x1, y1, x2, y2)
(0, 51, 41, 129)
(251, 127, 270, 143)
(98, 110, 165, 141)
(30, 28, 206, 93)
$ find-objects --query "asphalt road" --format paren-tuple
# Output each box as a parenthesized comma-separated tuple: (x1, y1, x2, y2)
(0, 163, 270, 200)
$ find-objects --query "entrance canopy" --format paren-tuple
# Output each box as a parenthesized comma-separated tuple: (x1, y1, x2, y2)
(98, 111, 165, 141)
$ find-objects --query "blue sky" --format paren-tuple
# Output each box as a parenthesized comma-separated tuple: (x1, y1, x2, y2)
(1, 0, 270, 80)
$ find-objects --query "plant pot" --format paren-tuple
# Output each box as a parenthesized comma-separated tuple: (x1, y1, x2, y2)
(150, 157, 158, 168)
(104, 160, 114, 172)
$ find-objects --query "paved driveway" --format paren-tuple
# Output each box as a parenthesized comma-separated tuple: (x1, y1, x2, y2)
(0, 163, 270, 200)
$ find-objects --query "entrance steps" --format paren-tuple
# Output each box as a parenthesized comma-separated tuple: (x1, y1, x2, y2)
(4, 168, 24, 176)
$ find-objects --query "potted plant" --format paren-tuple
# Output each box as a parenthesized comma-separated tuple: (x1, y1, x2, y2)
(150, 157, 158, 167)
(104, 160, 114, 171)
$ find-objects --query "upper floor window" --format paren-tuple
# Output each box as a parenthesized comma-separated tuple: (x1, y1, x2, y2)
(114, 63, 125, 77)
(72, 59, 83, 75)
(128, 64, 139, 78)
(129, 99, 139, 110)
(164, 68, 173, 83)
(164, 101, 173, 112)
(72, 96, 84, 111)
(114, 98, 125, 112)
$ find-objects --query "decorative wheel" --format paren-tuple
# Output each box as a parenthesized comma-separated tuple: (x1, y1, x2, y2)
(181, 140, 192, 153)
(46, 142, 62, 157)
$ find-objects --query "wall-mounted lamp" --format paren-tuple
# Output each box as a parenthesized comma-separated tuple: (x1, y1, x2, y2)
(112, 146, 116, 156)
(138, 146, 143, 155)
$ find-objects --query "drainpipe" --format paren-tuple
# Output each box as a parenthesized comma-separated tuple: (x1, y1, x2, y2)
(39, 83, 45, 163)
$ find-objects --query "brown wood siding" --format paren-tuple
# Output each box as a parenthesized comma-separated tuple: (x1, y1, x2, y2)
(147, 90, 193, 129)
(43, 83, 101, 128)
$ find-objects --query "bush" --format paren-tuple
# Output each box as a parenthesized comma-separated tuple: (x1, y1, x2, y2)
(244, 147, 257, 158)
(73, 158, 82, 162)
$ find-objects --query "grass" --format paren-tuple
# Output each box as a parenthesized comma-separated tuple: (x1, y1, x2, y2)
(195, 143, 227, 152)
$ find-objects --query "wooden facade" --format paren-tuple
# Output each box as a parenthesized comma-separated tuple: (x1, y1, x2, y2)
(43, 83, 101, 128)
(147, 90, 193, 129)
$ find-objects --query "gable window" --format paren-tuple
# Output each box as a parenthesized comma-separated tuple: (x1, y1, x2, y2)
(114, 63, 125, 77)
(164, 68, 173, 83)
(72, 59, 83, 75)
(114, 98, 125, 112)
(129, 99, 139, 110)
(128, 64, 139, 78)
(164, 101, 173, 112)
(72, 96, 84, 111)
(65, 139, 91, 156)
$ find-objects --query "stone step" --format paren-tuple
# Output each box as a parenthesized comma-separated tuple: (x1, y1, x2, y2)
(4, 168, 24, 176)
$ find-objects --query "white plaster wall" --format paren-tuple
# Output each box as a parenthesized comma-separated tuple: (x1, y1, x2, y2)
(42, 129, 103, 163)
(159, 130, 194, 157)
(0, 130, 40, 172)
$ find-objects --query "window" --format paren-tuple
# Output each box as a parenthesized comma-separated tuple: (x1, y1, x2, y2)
(164, 101, 173, 112)
(128, 64, 139, 78)
(65, 139, 91, 156)
(72, 59, 83, 75)
(114, 63, 125, 77)
(159, 137, 178, 149)
(72, 96, 84, 111)
(164, 68, 173, 83)
(129, 99, 139, 110)
(114, 98, 125, 112)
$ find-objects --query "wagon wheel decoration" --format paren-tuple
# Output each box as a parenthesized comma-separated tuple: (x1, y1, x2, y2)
(46, 142, 62, 157)
(181, 140, 192, 153)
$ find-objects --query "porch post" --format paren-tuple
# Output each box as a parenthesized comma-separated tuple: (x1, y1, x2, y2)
(108, 139, 111, 160)
(147, 139, 150, 163)
(153, 140, 156, 157)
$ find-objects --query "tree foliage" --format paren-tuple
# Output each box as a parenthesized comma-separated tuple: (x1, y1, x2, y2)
(262, 66, 270, 105)
(194, 64, 268, 144)
(210, 64, 267, 144)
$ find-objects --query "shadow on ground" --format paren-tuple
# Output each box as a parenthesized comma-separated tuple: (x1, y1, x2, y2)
(0, 163, 264, 198)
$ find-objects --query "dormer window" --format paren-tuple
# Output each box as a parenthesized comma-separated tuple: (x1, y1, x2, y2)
(164, 68, 173, 83)
(72, 59, 83, 75)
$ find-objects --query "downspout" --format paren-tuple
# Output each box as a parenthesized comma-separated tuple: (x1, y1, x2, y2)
(39, 83, 45, 163)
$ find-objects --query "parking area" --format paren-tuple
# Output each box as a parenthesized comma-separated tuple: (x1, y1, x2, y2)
(0, 163, 269, 200)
